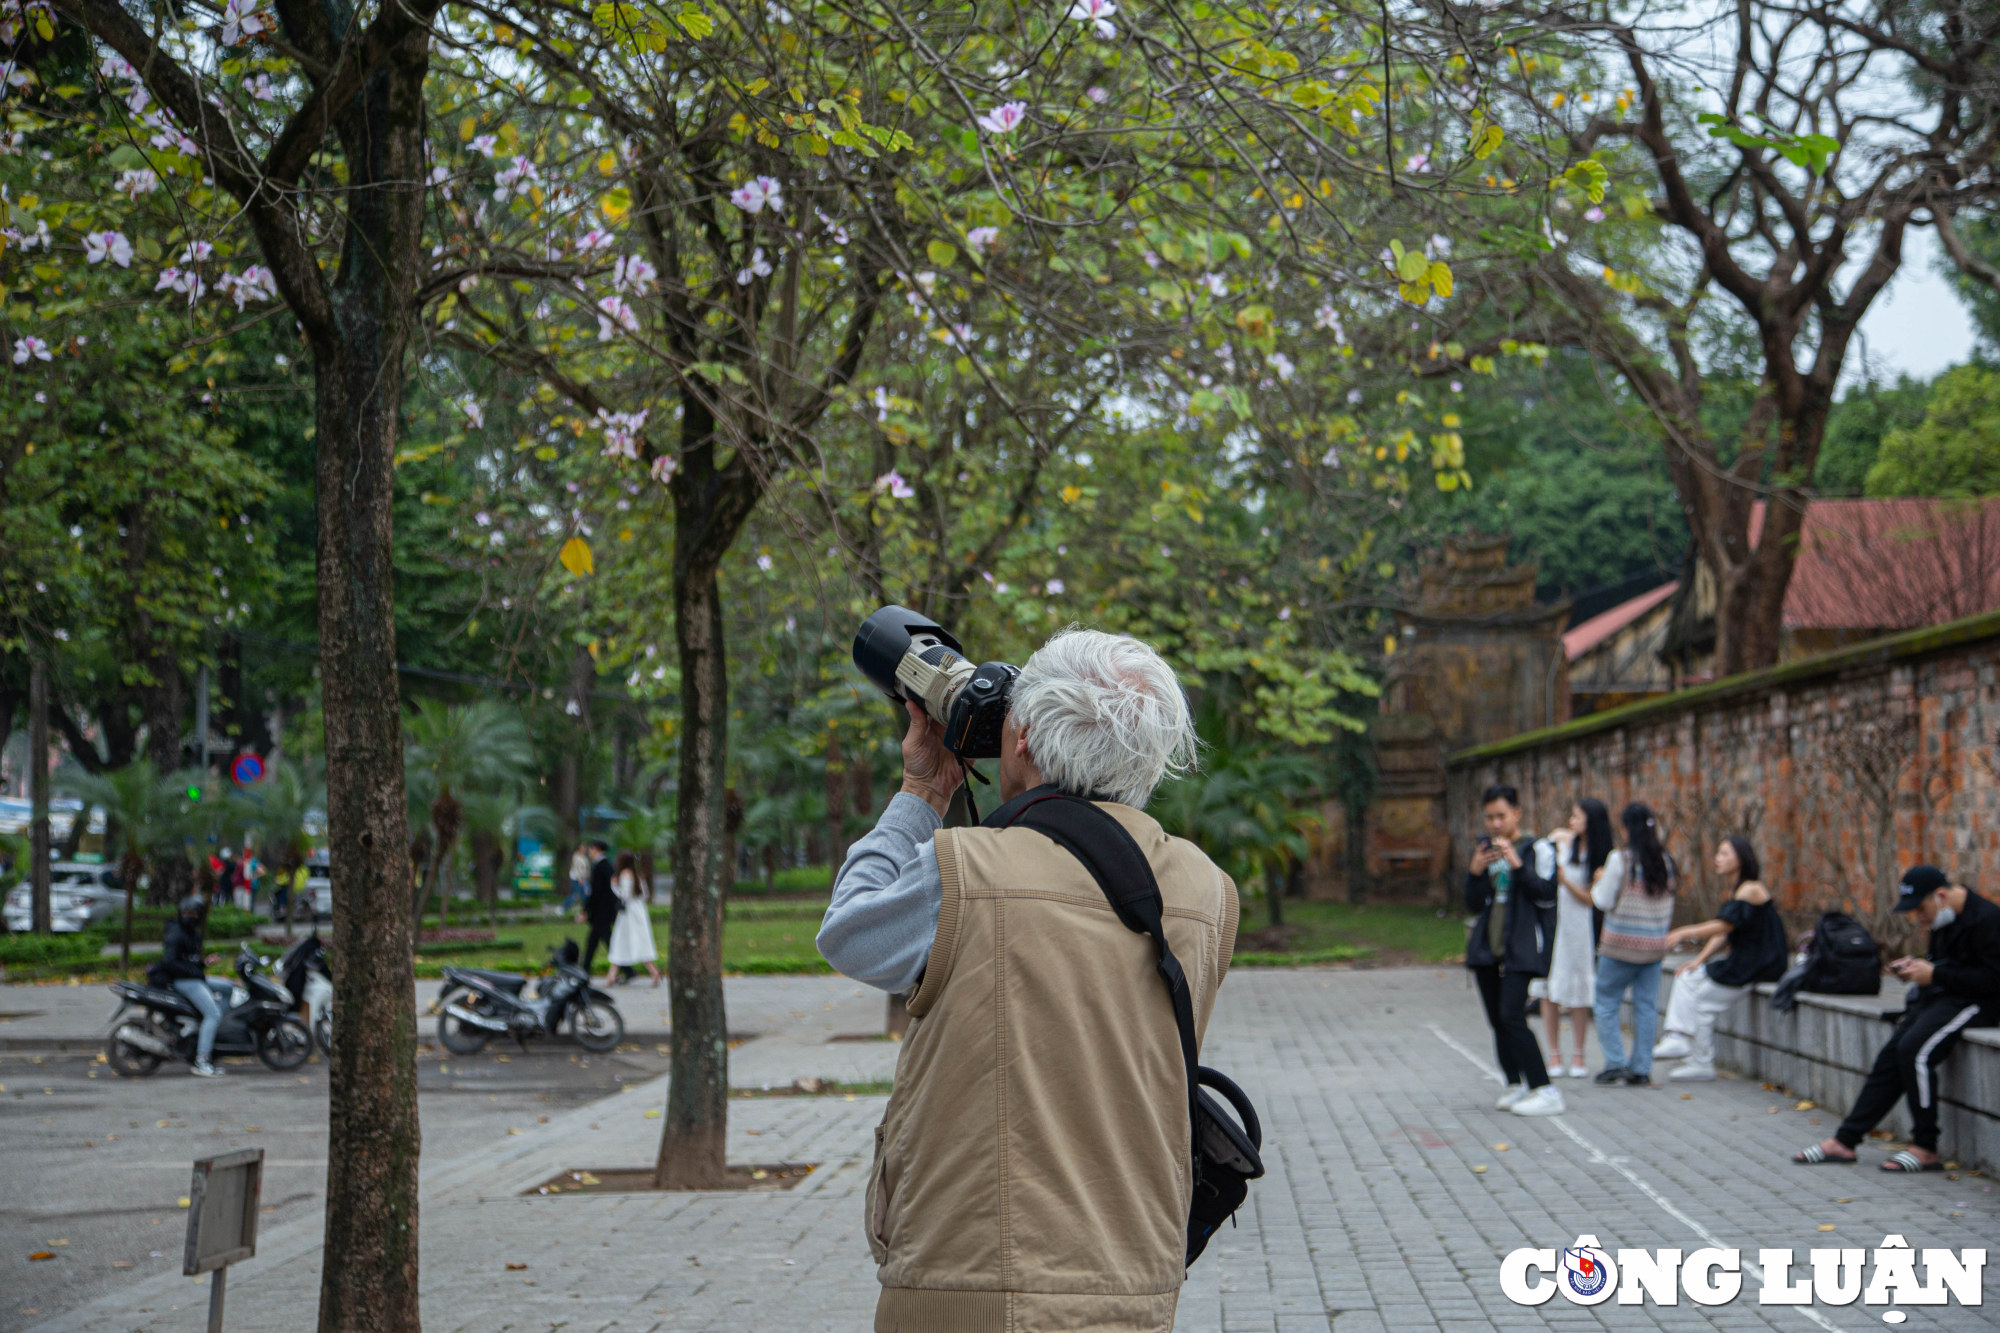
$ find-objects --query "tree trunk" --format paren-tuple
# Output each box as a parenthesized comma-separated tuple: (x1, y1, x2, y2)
(1344, 800, 1368, 907)
(657, 563, 731, 1188)
(824, 727, 847, 868)
(29, 655, 49, 934)
(310, 37, 430, 1330)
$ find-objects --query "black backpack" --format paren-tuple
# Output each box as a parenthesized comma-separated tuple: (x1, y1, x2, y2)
(1772, 910, 1881, 1011)
(984, 786, 1265, 1266)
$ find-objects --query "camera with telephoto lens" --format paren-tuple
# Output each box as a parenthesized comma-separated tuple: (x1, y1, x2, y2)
(853, 605, 1019, 760)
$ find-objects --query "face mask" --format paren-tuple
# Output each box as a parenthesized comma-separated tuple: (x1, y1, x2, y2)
(1930, 906, 1957, 930)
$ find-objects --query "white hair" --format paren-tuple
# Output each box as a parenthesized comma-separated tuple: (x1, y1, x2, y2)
(1009, 628, 1197, 808)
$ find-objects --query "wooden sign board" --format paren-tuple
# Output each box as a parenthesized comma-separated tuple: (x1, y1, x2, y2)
(183, 1148, 264, 1276)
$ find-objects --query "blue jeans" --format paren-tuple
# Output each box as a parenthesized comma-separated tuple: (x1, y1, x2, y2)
(172, 978, 234, 1064)
(1594, 956, 1662, 1077)
(560, 878, 587, 914)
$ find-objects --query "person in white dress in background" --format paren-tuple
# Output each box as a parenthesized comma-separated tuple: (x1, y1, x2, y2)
(1534, 798, 1612, 1078)
(606, 850, 662, 987)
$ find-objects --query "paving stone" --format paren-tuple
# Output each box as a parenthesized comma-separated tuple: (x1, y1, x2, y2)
(22, 967, 1998, 1332)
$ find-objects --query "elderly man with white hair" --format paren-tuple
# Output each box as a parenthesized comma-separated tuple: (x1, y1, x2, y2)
(818, 627, 1240, 1333)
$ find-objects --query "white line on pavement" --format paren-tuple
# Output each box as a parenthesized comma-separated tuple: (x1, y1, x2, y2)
(1425, 1023, 1845, 1333)
(1422, 1022, 1505, 1082)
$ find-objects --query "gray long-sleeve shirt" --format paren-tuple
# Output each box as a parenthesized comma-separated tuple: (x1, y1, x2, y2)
(815, 792, 945, 993)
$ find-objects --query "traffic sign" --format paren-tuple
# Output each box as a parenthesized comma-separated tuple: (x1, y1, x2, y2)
(231, 753, 265, 787)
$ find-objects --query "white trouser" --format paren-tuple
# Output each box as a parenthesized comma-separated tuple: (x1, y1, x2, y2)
(1663, 964, 1747, 1065)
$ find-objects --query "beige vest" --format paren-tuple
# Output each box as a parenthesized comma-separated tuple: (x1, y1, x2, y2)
(866, 802, 1238, 1333)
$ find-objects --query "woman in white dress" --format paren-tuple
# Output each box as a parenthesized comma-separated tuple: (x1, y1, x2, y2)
(605, 851, 661, 987)
(1535, 799, 1611, 1078)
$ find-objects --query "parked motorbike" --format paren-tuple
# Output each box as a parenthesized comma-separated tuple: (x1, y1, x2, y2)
(436, 941, 623, 1054)
(105, 943, 313, 1076)
(276, 933, 335, 1056)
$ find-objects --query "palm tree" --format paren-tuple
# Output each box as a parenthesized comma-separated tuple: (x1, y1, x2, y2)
(609, 801, 676, 899)
(56, 760, 201, 975)
(404, 699, 536, 928)
(1151, 734, 1323, 931)
(460, 791, 557, 927)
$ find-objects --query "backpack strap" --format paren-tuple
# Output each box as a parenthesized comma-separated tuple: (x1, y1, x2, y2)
(984, 787, 1202, 1152)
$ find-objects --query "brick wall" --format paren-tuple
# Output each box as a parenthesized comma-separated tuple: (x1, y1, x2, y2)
(1446, 610, 2000, 953)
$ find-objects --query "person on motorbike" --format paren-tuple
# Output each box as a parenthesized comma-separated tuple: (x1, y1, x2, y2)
(162, 894, 231, 1077)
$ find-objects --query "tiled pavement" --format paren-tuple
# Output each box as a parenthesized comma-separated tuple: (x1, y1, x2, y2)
(23, 967, 1996, 1331)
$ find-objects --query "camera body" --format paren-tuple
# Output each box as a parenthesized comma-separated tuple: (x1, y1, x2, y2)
(853, 605, 1019, 760)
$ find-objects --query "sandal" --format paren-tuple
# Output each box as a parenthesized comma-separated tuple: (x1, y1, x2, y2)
(1880, 1150, 1943, 1173)
(1793, 1143, 1857, 1164)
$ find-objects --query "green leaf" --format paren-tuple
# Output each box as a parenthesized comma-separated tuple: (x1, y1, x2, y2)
(1563, 159, 1607, 204)
(926, 239, 958, 266)
(676, 5, 715, 38)
(1396, 247, 1429, 282)
(1470, 124, 1504, 160)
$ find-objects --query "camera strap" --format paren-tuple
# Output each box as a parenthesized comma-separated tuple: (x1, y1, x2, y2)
(984, 786, 1263, 1264)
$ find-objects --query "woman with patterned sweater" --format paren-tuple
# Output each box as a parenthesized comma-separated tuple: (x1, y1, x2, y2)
(1591, 803, 1676, 1086)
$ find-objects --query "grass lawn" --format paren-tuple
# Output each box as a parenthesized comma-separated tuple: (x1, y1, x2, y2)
(411, 898, 835, 977)
(1231, 900, 1465, 968)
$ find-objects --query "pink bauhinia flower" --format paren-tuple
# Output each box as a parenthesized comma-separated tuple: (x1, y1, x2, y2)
(873, 469, 916, 499)
(84, 230, 133, 267)
(220, 0, 268, 45)
(1067, 0, 1117, 38)
(735, 246, 773, 285)
(613, 254, 656, 294)
(458, 395, 485, 429)
(977, 101, 1027, 135)
(12, 335, 52, 364)
(575, 228, 615, 253)
(596, 295, 639, 340)
(728, 175, 784, 214)
(468, 134, 499, 157)
(965, 226, 1000, 256)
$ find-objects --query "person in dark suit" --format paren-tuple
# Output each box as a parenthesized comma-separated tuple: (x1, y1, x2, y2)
(579, 840, 619, 972)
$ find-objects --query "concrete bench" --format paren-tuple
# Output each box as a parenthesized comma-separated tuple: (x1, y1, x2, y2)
(1703, 971, 2000, 1172)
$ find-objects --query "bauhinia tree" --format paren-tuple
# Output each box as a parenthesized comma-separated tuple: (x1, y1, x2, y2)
(5, 0, 460, 1320)
(1477, 0, 2000, 671)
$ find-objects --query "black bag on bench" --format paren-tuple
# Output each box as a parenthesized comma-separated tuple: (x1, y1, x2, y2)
(985, 787, 1265, 1265)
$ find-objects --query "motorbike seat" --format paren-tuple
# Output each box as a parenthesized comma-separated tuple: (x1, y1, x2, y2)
(130, 984, 201, 1017)
(452, 967, 529, 994)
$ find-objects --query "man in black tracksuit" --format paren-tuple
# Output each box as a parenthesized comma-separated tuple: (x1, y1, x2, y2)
(1465, 784, 1561, 1115)
(579, 840, 620, 974)
(1796, 866, 2000, 1170)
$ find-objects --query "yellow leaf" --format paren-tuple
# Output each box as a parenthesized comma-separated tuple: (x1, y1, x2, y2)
(559, 536, 595, 576)
(1060, 485, 1083, 504)
(1550, 92, 1566, 109)
(1428, 261, 1453, 300)
(459, 117, 476, 142)
(602, 187, 631, 221)
(1471, 124, 1503, 160)
(598, 149, 618, 175)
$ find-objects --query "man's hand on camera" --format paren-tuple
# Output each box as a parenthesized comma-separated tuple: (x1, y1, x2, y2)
(899, 701, 958, 817)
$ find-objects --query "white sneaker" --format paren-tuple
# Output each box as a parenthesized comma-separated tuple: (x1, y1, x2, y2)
(1652, 1034, 1692, 1060)
(1511, 1085, 1566, 1117)
(1567, 1063, 1590, 1079)
(190, 1061, 223, 1078)
(1494, 1083, 1529, 1110)
(1668, 1062, 1716, 1081)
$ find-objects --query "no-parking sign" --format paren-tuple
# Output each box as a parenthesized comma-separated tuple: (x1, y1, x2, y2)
(231, 752, 265, 786)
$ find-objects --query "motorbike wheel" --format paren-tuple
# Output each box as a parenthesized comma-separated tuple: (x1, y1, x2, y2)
(258, 1014, 313, 1071)
(314, 1012, 333, 1059)
(437, 1002, 494, 1055)
(571, 997, 624, 1053)
(107, 1023, 165, 1078)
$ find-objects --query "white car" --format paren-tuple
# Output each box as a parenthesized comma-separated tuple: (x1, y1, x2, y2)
(3, 863, 126, 933)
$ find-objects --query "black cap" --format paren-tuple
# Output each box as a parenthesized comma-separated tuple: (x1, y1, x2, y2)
(1893, 865, 1949, 912)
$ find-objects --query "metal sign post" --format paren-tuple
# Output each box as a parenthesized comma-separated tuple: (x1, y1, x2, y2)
(183, 1148, 264, 1332)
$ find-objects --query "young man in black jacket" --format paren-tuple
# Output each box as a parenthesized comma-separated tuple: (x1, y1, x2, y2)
(1466, 784, 1564, 1117)
(158, 895, 231, 1077)
(1795, 866, 2000, 1170)
(578, 840, 620, 974)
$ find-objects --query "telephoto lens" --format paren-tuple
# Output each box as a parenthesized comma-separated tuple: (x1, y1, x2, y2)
(852, 605, 1020, 759)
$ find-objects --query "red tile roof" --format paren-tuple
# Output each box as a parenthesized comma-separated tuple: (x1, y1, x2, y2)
(1563, 580, 1679, 660)
(1761, 498, 2000, 631)
(1572, 499, 2000, 660)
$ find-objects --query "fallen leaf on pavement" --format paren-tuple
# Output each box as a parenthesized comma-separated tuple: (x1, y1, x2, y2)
(1818, 1224, 1836, 1231)
(645, 1109, 661, 1119)
(177, 1197, 190, 1208)
(506, 1263, 528, 1271)
(1794, 1100, 1815, 1111)
(29, 1251, 55, 1261)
